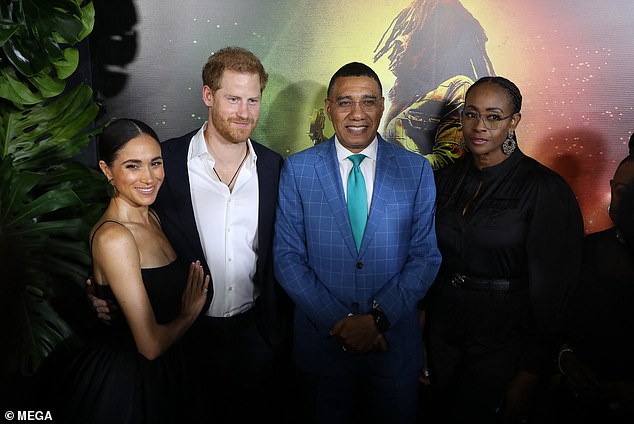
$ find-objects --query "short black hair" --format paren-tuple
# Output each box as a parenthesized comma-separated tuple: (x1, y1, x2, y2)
(629, 132, 633, 155)
(327, 62, 382, 98)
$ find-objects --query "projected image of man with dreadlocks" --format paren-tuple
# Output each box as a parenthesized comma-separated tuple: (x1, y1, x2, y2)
(373, 0, 495, 170)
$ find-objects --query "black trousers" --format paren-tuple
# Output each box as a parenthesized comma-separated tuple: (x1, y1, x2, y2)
(183, 307, 293, 423)
(425, 284, 530, 423)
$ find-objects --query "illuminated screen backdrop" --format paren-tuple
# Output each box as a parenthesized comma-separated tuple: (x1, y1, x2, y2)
(94, 0, 634, 234)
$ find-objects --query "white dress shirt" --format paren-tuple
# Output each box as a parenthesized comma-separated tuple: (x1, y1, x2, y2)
(335, 135, 378, 209)
(187, 124, 259, 317)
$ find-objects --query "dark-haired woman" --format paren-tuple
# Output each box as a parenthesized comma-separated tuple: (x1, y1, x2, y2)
(61, 119, 209, 423)
(424, 77, 584, 423)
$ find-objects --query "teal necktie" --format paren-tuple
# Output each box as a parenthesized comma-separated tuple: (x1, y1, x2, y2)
(347, 154, 367, 252)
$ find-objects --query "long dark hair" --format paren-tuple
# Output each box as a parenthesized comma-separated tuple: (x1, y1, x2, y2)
(374, 0, 495, 122)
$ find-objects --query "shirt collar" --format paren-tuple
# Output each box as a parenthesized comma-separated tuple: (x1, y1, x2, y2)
(334, 135, 378, 164)
(466, 147, 524, 178)
(189, 121, 257, 167)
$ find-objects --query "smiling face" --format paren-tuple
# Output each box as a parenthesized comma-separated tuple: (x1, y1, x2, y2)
(99, 134, 164, 207)
(325, 76, 384, 153)
(462, 82, 521, 168)
(203, 69, 261, 145)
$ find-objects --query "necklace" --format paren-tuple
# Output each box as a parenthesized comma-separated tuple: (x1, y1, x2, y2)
(213, 147, 249, 188)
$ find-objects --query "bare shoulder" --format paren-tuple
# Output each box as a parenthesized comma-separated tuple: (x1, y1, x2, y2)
(91, 220, 136, 254)
(90, 220, 142, 288)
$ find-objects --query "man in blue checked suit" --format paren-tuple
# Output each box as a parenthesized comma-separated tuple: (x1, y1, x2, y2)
(274, 62, 441, 423)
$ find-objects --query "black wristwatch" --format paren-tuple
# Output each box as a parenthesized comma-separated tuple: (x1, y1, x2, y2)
(370, 308, 390, 333)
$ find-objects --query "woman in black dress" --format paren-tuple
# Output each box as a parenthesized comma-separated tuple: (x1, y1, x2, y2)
(424, 76, 584, 423)
(61, 119, 209, 423)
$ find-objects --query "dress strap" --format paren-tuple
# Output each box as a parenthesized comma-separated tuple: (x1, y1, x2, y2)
(148, 208, 161, 225)
(90, 220, 126, 251)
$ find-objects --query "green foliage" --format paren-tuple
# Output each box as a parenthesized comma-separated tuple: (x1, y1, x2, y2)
(0, 84, 106, 375)
(0, 0, 104, 375)
(0, 0, 94, 104)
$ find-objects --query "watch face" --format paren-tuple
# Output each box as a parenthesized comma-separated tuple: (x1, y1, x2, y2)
(372, 309, 389, 332)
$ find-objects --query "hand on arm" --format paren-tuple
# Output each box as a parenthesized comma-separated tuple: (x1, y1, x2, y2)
(86, 276, 116, 322)
(179, 260, 210, 319)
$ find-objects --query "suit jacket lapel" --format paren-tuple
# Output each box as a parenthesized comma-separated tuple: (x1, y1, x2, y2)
(316, 140, 359, 256)
(360, 137, 395, 255)
(162, 137, 206, 264)
(253, 142, 275, 277)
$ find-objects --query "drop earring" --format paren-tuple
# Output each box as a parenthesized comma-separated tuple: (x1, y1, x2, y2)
(106, 179, 118, 198)
(502, 132, 516, 155)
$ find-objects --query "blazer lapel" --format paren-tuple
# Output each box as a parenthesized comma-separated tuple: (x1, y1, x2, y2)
(162, 137, 206, 262)
(316, 140, 359, 256)
(253, 142, 276, 275)
(360, 137, 395, 254)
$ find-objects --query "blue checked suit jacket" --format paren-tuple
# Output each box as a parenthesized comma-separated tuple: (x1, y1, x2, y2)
(274, 134, 441, 374)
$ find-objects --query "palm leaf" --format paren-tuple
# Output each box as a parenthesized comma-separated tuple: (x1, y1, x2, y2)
(0, 0, 103, 377)
(13, 286, 75, 375)
(0, 66, 44, 104)
(0, 0, 94, 103)
(0, 83, 100, 168)
(0, 83, 104, 375)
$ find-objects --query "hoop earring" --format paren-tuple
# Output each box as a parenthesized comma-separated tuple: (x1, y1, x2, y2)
(106, 179, 118, 198)
(502, 132, 516, 155)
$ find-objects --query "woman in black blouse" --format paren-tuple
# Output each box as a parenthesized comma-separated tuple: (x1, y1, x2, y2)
(424, 76, 584, 423)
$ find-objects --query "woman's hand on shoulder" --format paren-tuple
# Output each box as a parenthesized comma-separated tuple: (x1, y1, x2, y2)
(180, 260, 210, 318)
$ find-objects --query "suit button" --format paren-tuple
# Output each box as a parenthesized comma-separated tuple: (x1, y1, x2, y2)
(356, 262, 364, 269)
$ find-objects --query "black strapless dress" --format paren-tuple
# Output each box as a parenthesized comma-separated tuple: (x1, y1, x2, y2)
(60, 259, 190, 424)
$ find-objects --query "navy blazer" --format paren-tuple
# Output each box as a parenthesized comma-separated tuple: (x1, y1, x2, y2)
(153, 129, 289, 347)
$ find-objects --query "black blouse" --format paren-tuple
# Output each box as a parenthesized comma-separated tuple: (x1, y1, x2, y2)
(432, 148, 584, 373)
